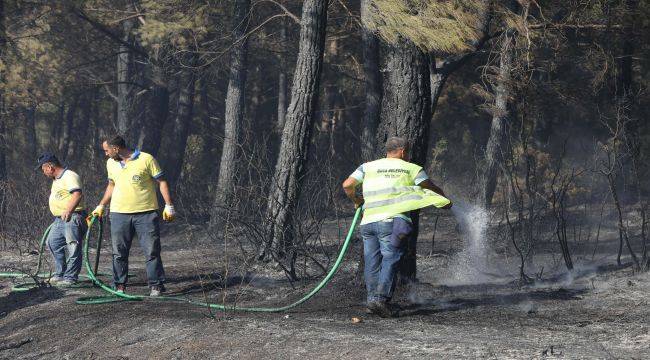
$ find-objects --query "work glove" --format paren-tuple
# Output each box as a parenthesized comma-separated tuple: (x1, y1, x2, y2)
(86, 205, 105, 226)
(91, 204, 105, 218)
(354, 198, 364, 209)
(162, 204, 175, 222)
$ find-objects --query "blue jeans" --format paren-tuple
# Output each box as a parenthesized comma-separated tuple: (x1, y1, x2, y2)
(361, 218, 411, 303)
(110, 211, 165, 286)
(47, 213, 86, 281)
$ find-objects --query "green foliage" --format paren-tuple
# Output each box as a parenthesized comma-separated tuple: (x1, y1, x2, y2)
(137, 0, 214, 50)
(2, 5, 64, 107)
(366, 0, 486, 53)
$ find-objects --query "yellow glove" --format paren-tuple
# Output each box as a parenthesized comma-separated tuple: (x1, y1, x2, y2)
(86, 205, 105, 226)
(92, 204, 105, 218)
(162, 204, 175, 222)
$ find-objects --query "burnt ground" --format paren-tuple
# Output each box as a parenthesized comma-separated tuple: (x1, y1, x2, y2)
(1, 211, 649, 359)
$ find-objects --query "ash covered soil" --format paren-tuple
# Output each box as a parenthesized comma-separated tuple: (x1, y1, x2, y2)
(1, 211, 649, 359)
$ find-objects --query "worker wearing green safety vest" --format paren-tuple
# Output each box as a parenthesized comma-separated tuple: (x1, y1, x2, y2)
(343, 136, 452, 317)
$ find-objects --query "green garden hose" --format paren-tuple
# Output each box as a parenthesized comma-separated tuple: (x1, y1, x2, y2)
(75, 207, 362, 312)
(0, 223, 53, 291)
(0, 221, 115, 291)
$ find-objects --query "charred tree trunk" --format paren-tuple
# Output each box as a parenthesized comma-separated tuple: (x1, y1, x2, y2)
(481, 32, 513, 208)
(607, 172, 641, 270)
(26, 107, 37, 157)
(198, 79, 221, 180)
(360, 0, 381, 162)
(68, 90, 95, 164)
(429, 59, 451, 120)
(213, 0, 251, 216)
(116, 1, 140, 145)
(0, 0, 6, 182)
(139, 63, 169, 156)
(164, 59, 197, 188)
(276, 18, 288, 133)
(61, 94, 80, 163)
(259, 0, 329, 274)
(378, 38, 432, 281)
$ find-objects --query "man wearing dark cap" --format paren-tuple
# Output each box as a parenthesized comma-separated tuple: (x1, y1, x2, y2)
(37, 152, 86, 286)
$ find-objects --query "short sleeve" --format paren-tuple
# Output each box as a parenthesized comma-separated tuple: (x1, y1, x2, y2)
(349, 165, 364, 183)
(107, 161, 114, 182)
(148, 156, 164, 179)
(414, 169, 429, 185)
(67, 172, 82, 193)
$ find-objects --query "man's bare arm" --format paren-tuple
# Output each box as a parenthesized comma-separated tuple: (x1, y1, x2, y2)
(99, 181, 115, 206)
(156, 179, 173, 205)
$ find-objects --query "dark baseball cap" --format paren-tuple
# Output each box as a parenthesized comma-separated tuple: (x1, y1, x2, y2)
(35, 151, 60, 171)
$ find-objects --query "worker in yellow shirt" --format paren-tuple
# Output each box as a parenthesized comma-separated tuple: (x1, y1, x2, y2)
(342, 137, 452, 317)
(37, 152, 87, 286)
(91, 135, 175, 296)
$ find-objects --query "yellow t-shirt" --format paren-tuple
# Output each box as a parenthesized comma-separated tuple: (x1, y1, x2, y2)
(107, 150, 164, 214)
(49, 169, 84, 216)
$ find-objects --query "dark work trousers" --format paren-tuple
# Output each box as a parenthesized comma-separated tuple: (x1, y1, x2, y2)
(110, 211, 165, 286)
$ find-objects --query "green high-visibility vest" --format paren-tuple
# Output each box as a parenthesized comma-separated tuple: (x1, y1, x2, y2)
(360, 158, 450, 225)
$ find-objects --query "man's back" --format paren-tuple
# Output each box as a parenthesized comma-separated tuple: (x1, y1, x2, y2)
(361, 158, 422, 194)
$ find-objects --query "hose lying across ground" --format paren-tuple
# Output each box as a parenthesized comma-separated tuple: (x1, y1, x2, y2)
(0, 223, 114, 291)
(0, 223, 53, 291)
(2, 208, 362, 313)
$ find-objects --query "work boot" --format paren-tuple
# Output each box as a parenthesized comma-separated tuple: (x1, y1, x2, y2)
(149, 285, 166, 297)
(367, 301, 396, 318)
(115, 284, 126, 294)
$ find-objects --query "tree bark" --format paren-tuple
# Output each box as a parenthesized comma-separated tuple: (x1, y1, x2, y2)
(259, 0, 329, 272)
(23, 106, 38, 160)
(139, 63, 169, 156)
(481, 32, 513, 208)
(115, 0, 140, 145)
(61, 94, 80, 163)
(276, 18, 288, 133)
(214, 0, 251, 215)
(360, 0, 381, 162)
(429, 58, 451, 119)
(164, 58, 197, 187)
(377, 38, 432, 281)
(68, 90, 95, 164)
(0, 0, 6, 181)
(198, 78, 221, 180)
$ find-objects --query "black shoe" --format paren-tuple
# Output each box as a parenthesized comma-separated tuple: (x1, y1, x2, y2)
(367, 301, 396, 318)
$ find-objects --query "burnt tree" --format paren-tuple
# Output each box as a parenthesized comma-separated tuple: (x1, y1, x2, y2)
(0, 0, 6, 181)
(164, 58, 197, 187)
(139, 63, 169, 156)
(214, 0, 251, 214)
(115, 0, 141, 145)
(259, 0, 328, 275)
(481, 31, 513, 208)
(276, 18, 288, 132)
(377, 38, 431, 281)
(360, 0, 381, 162)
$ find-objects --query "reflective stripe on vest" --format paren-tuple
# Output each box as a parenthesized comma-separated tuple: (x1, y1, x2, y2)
(360, 158, 450, 225)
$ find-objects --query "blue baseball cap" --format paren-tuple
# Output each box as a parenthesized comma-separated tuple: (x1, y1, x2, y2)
(35, 151, 60, 171)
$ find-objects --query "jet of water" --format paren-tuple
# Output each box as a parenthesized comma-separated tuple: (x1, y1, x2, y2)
(444, 200, 494, 284)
